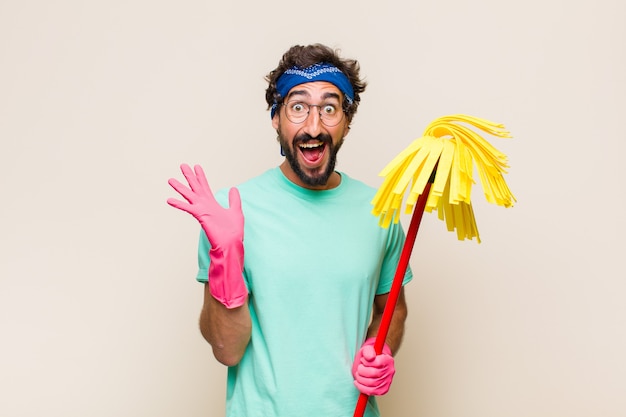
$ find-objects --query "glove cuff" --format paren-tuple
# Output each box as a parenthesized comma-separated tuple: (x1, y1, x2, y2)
(363, 337, 393, 356)
(208, 240, 247, 309)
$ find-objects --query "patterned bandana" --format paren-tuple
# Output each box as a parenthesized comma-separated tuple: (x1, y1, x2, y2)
(271, 63, 354, 118)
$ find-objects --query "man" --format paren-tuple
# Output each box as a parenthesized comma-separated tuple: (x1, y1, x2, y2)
(167, 43, 412, 417)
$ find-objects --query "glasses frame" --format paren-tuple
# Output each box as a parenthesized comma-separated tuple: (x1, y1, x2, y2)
(281, 100, 346, 127)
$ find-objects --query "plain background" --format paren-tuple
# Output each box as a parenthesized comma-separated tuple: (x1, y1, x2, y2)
(1, 0, 624, 416)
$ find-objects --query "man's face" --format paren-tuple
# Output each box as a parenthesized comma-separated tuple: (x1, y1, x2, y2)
(272, 81, 350, 189)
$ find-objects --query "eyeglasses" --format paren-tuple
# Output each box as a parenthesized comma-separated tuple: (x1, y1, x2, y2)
(282, 100, 345, 127)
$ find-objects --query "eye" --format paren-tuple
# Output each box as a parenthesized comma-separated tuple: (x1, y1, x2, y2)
(321, 104, 337, 115)
(290, 102, 307, 113)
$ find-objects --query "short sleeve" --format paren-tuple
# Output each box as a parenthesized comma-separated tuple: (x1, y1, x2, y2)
(196, 229, 210, 283)
(376, 220, 413, 294)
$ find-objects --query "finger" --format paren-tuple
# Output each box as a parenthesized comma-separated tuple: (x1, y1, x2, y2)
(192, 164, 221, 207)
(356, 364, 387, 378)
(179, 163, 202, 193)
(364, 355, 389, 368)
(168, 178, 195, 203)
(194, 165, 215, 194)
(355, 370, 391, 389)
(355, 373, 384, 388)
(353, 380, 375, 396)
(166, 197, 193, 214)
(354, 380, 387, 396)
(362, 345, 377, 361)
(228, 187, 242, 211)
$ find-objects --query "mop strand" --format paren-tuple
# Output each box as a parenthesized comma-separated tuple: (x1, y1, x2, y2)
(371, 114, 516, 243)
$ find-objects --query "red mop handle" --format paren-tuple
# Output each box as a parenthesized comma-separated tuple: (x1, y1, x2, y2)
(353, 181, 433, 417)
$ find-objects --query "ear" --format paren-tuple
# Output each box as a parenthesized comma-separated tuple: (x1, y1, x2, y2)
(342, 122, 351, 138)
(272, 113, 279, 130)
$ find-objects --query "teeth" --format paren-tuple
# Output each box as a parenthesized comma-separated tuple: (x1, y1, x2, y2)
(299, 142, 323, 149)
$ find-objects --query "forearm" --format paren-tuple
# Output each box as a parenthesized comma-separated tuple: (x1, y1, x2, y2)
(367, 289, 408, 354)
(199, 284, 252, 366)
(167, 166, 250, 363)
(353, 290, 407, 397)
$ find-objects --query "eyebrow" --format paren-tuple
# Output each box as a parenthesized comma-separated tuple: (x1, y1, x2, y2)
(285, 90, 341, 102)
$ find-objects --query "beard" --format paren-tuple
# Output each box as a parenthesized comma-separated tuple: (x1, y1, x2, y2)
(278, 131, 344, 187)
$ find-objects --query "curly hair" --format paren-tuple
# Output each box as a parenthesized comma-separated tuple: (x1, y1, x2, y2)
(265, 44, 367, 123)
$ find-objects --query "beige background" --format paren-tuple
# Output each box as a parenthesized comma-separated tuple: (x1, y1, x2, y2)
(1, 0, 624, 416)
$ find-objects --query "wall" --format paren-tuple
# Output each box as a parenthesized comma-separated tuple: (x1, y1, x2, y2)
(1, 1, 624, 416)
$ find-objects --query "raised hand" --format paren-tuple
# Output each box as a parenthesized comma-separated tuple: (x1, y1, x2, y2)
(167, 164, 247, 308)
(167, 164, 243, 249)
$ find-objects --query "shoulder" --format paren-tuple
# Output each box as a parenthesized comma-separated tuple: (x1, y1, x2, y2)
(336, 172, 378, 202)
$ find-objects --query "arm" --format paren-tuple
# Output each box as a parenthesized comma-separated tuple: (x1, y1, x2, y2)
(352, 287, 408, 396)
(167, 164, 251, 366)
(199, 285, 251, 366)
(366, 287, 408, 354)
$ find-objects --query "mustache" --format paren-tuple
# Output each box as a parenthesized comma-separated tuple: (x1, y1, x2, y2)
(294, 133, 333, 145)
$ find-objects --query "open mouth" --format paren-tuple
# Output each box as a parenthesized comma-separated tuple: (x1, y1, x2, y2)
(298, 140, 327, 165)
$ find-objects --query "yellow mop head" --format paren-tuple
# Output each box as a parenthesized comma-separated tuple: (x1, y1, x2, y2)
(371, 114, 516, 242)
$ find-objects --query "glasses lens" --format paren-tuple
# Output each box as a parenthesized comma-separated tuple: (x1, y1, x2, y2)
(319, 104, 342, 126)
(285, 101, 308, 123)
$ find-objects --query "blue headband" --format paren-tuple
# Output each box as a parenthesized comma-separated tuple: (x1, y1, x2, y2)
(271, 63, 354, 118)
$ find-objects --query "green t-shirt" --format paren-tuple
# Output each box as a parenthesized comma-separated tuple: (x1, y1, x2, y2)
(197, 167, 412, 417)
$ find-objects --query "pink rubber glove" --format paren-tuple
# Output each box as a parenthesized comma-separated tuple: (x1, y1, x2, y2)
(167, 164, 247, 309)
(352, 338, 396, 396)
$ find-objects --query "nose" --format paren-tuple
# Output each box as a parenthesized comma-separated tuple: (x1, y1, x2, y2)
(302, 105, 324, 137)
